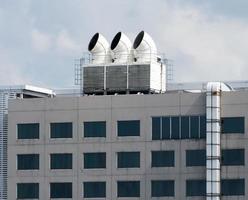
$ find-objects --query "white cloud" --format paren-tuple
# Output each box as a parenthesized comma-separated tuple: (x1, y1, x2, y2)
(56, 30, 81, 55)
(156, 5, 248, 82)
(31, 29, 52, 53)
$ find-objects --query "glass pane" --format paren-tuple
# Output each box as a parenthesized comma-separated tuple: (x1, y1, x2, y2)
(50, 154, 72, 169)
(17, 183, 39, 199)
(221, 179, 245, 196)
(17, 123, 39, 139)
(171, 117, 179, 139)
(186, 180, 206, 196)
(117, 152, 140, 168)
(117, 120, 140, 136)
(152, 117, 161, 140)
(117, 181, 140, 197)
(84, 121, 106, 137)
(162, 117, 170, 139)
(84, 153, 106, 169)
(50, 183, 72, 198)
(151, 180, 174, 197)
(200, 116, 206, 138)
(222, 149, 244, 166)
(151, 151, 174, 167)
(181, 116, 190, 139)
(17, 154, 39, 170)
(186, 150, 206, 166)
(83, 182, 106, 198)
(222, 117, 245, 134)
(190, 116, 199, 139)
(50, 122, 73, 138)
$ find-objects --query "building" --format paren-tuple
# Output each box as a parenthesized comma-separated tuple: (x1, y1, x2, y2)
(0, 85, 54, 200)
(6, 32, 248, 199)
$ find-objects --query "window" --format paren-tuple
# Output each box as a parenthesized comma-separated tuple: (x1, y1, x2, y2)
(17, 123, 39, 139)
(222, 149, 244, 166)
(83, 182, 106, 198)
(222, 117, 244, 134)
(190, 116, 199, 138)
(84, 121, 106, 137)
(221, 179, 245, 196)
(181, 116, 189, 139)
(17, 183, 39, 199)
(117, 120, 140, 136)
(151, 151, 174, 167)
(117, 181, 140, 197)
(200, 116, 206, 138)
(17, 154, 39, 170)
(151, 180, 174, 197)
(84, 152, 106, 169)
(50, 182, 72, 198)
(117, 152, 140, 168)
(186, 150, 206, 166)
(162, 117, 170, 139)
(152, 115, 206, 140)
(171, 117, 179, 139)
(152, 117, 160, 140)
(186, 180, 206, 196)
(50, 122, 72, 138)
(50, 153, 72, 169)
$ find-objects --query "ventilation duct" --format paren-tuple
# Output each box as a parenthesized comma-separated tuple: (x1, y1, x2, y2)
(133, 31, 157, 63)
(110, 32, 132, 63)
(88, 33, 110, 64)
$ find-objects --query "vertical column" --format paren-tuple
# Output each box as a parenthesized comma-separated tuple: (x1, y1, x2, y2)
(206, 83, 221, 200)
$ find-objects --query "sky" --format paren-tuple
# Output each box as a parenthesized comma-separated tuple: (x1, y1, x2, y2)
(1, 0, 248, 88)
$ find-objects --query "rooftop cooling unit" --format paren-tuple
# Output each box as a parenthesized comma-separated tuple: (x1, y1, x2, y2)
(88, 33, 110, 64)
(110, 32, 132, 63)
(133, 31, 157, 63)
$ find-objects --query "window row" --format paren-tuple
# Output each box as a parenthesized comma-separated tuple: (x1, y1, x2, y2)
(16, 148, 244, 170)
(17, 116, 244, 140)
(17, 179, 245, 199)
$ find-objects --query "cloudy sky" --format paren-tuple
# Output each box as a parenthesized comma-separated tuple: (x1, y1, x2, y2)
(1, 0, 248, 88)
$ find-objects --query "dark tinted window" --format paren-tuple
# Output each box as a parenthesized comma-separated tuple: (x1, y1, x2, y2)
(84, 152, 106, 169)
(200, 116, 206, 138)
(50, 153, 72, 169)
(152, 117, 161, 140)
(117, 181, 140, 197)
(181, 116, 189, 139)
(83, 182, 106, 198)
(186, 150, 206, 166)
(50, 122, 72, 138)
(151, 151, 174, 167)
(17, 123, 39, 139)
(222, 117, 245, 134)
(171, 117, 179, 139)
(17, 183, 39, 199)
(190, 116, 199, 138)
(222, 149, 244, 166)
(162, 117, 170, 139)
(117, 152, 140, 168)
(118, 120, 140, 136)
(17, 154, 39, 170)
(186, 180, 206, 196)
(50, 182, 72, 198)
(221, 179, 245, 196)
(84, 121, 106, 137)
(151, 180, 174, 197)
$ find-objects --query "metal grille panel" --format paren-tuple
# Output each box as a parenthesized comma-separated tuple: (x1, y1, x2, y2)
(106, 66, 127, 91)
(128, 65, 150, 90)
(83, 66, 104, 92)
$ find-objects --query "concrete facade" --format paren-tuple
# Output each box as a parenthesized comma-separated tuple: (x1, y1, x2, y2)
(7, 91, 248, 199)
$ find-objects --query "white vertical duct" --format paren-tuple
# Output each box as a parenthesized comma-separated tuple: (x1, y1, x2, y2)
(133, 31, 157, 63)
(88, 33, 110, 64)
(206, 82, 231, 200)
(110, 32, 132, 63)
